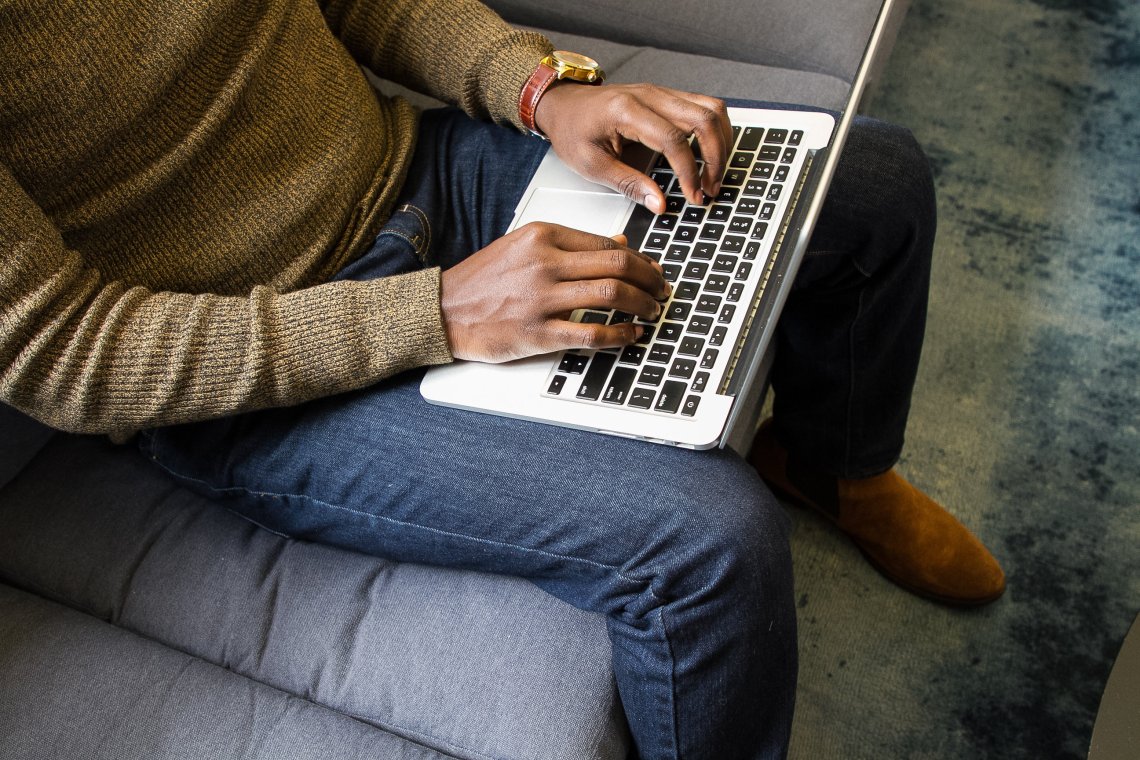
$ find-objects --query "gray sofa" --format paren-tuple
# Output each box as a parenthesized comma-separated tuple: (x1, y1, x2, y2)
(0, 2, 905, 758)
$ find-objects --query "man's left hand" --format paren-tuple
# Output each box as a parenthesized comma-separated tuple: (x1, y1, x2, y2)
(533, 83, 732, 215)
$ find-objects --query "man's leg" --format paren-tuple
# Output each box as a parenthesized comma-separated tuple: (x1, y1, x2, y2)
(750, 116, 1006, 605)
(141, 108, 797, 760)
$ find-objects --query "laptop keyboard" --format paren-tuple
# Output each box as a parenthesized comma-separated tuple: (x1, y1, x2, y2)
(541, 123, 807, 417)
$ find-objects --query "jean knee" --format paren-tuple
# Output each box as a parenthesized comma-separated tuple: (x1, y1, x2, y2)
(665, 458, 794, 604)
(848, 117, 937, 233)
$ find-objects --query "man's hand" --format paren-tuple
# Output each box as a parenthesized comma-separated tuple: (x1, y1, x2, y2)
(534, 83, 733, 214)
(440, 224, 669, 362)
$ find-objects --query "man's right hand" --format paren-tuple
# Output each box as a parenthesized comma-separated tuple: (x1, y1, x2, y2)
(440, 223, 669, 363)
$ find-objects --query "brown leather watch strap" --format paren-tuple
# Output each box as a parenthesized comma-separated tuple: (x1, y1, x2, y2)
(519, 62, 559, 135)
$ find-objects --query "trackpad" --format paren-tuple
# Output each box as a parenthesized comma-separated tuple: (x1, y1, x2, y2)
(514, 188, 633, 237)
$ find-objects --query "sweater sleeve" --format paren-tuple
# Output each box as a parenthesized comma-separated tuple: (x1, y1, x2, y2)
(318, 0, 552, 129)
(0, 163, 453, 436)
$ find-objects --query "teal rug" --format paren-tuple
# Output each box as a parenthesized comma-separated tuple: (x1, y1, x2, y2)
(787, 0, 1140, 757)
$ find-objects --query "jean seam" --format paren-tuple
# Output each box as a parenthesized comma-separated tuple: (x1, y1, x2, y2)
(399, 203, 432, 262)
(143, 450, 666, 604)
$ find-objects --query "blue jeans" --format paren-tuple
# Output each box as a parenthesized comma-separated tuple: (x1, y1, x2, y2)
(140, 106, 934, 760)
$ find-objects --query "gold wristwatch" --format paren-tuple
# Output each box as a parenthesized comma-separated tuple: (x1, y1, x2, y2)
(519, 50, 605, 137)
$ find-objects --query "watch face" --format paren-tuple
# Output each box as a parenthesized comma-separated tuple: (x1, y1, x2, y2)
(553, 50, 600, 71)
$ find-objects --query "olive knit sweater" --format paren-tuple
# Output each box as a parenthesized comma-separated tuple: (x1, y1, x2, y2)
(0, 0, 552, 436)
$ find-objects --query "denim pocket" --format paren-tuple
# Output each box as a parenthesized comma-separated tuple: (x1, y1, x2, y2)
(377, 203, 432, 264)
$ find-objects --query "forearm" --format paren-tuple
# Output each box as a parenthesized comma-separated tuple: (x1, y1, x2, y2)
(319, 0, 550, 127)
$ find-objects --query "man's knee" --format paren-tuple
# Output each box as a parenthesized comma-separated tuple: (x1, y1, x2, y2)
(845, 116, 937, 236)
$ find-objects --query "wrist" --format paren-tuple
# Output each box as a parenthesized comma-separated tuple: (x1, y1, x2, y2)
(518, 51, 605, 137)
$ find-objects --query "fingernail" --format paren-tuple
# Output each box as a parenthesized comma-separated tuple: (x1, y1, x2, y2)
(645, 193, 664, 215)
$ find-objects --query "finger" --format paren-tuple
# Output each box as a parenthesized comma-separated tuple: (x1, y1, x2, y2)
(551, 277, 664, 322)
(547, 320, 643, 352)
(554, 247, 670, 300)
(648, 92, 732, 198)
(575, 98, 703, 208)
(539, 224, 664, 275)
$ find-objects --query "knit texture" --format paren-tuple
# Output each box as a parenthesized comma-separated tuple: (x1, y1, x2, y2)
(0, 0, 552, 436)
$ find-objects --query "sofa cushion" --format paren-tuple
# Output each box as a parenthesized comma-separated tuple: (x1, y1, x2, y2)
(0, 435, 628, 760)
(485, 0, 883, 82)
(0, 584, 451, 760)
(0, 404, 55, 489)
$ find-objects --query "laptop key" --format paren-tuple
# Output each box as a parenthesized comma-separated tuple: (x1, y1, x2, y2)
(775, 165, 790, 182)
(689, 315, 714, 335)
(695, 295, 721, 314)
(628, 387, 656, 409)
(736, 262, 752, 280)
(675, 225, 699, 244)
(764, 128, 789, 144)
(580, 310, 608, 324)
(721, 236, 745, 254)
(730, 151, 754, 169)
(619, 345, 647, 365)
(744, 241, 762, 259)
(645, 232, 669, 250)
(669, 358, 697, 380)
(547, 375, 566, 395)
(679, 336, 706, 355)
(708, 205, 733, 222)
(701, 349, 719, 370)
(657, 322, 684, 342)
(674, 281, 700, 301)
(681, 207, 705, 224)
(691, 372, 710, 393)
(751, 162, 774, 179)
(635, 323, 655, 344)
(638, 364, 666, 386)
(665, 244, 689, 262)
(558, 353, 589, 374)
(650, 170, 672, 191)
(692, 242, 717, 260)
(759, 145, 780, 161)
(666, 302, 692, 321)
(737, 126, 764, 151)
(727, 282, 745, 302)
(743, 180, 767, 197)
(723, 168, 747, 187)
(789, 129, 804, 146)
(654, 381, 687, 413)
(699, 223, 725, 241)
(681, 395, 701, 417)
(710, 326, 728, 346)
(715, 187, 739, 204)
(602, 367, 637, 405)
(751, 221, 769, 239)
(648, 344, 675, 363)
(705, 275, 730, 293)
(684, 261, 710, 280)
(576, 352, 617, 400)
(662, 264, 682, 282)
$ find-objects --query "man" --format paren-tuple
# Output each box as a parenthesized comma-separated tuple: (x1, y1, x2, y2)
(0, 0, 1004, 757)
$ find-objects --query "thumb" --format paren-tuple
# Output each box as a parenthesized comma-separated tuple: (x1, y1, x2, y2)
(584, 148, 666, 215)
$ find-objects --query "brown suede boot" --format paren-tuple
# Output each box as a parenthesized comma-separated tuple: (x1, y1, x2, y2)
(749, 421, 1006, 606)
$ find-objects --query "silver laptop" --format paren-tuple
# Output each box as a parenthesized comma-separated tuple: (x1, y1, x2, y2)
(421, 0, 898, 450)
